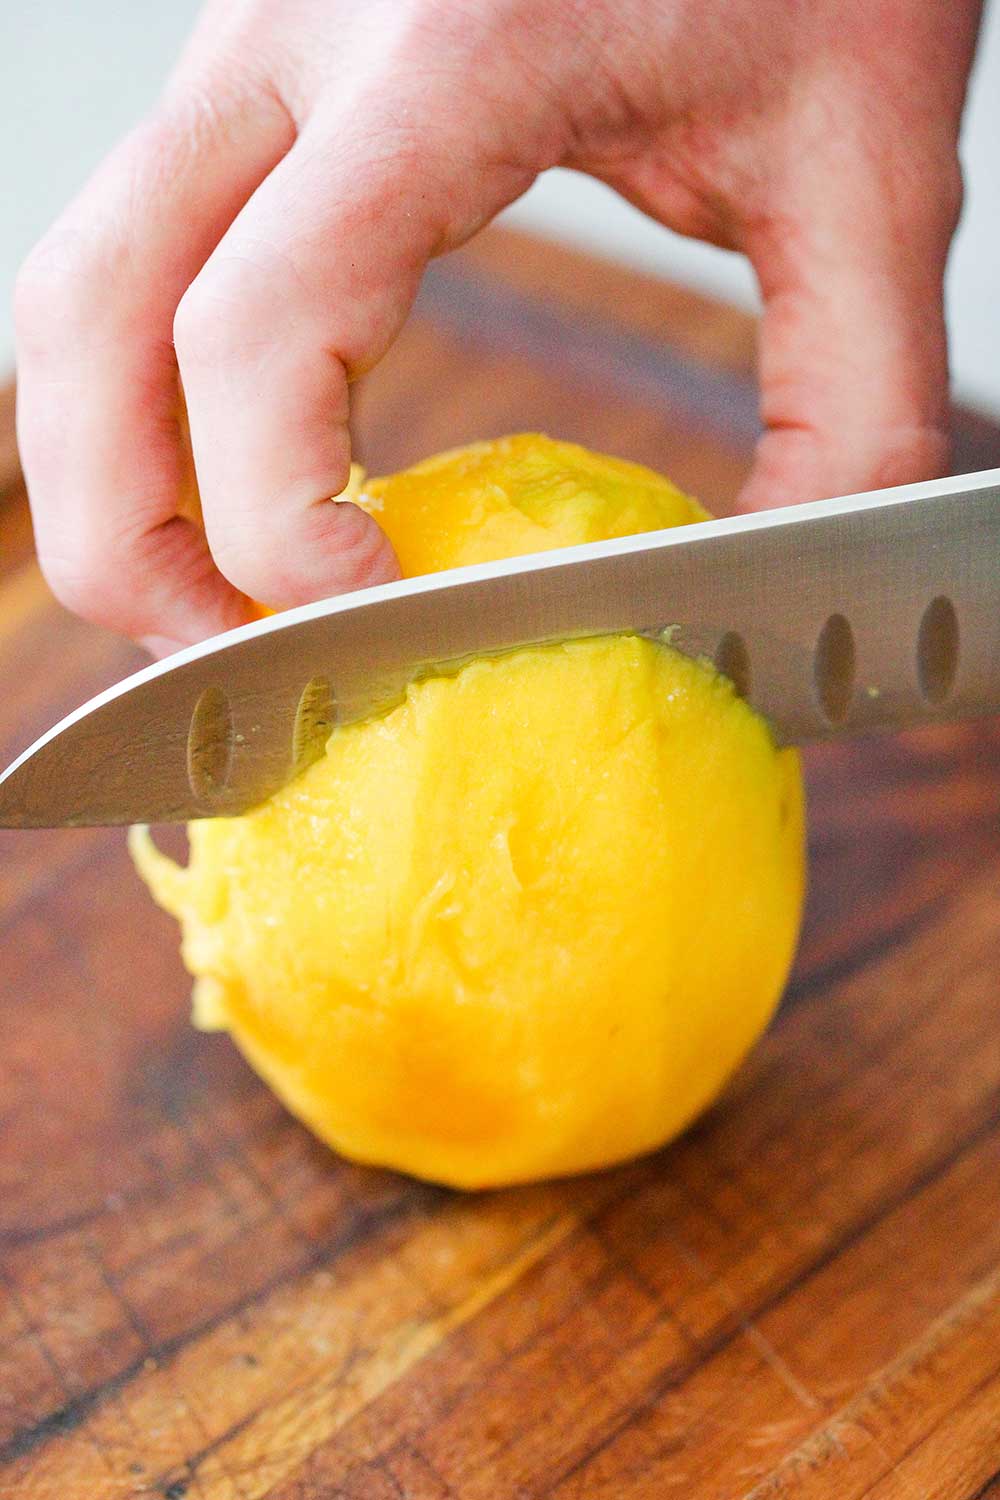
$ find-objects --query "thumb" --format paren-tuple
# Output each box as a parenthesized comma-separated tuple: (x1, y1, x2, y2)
(736, 159, 961, 513)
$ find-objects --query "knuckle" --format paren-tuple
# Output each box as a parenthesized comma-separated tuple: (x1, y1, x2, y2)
(207, 500, 386, 604)
(38, 517, 158, 630)
(39, 543, 119, 624)
(873, 425, 951, 488)
(171, 279, 213, 364)
(308, 498, 391, 583)
(171, 283, 204, 363)
(174, 255, 276, 369)
(889, 140, 964, 246)
(208, 532, 272, 602)
(165, 52, 292, 139)
(13, 230, 104, 351)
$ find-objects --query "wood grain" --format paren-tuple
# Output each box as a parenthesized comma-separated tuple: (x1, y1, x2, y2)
(1, 227, 999, 1499)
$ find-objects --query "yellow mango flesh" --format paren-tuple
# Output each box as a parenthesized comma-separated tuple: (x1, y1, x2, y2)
(356, 432, 708, 573)
(132, 434, 805, 1189)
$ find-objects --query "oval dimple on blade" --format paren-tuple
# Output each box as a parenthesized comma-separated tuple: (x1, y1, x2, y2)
(187, 686, 236, 804)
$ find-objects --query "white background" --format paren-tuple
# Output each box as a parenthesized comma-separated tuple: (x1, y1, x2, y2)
(2, 1, 998, 409)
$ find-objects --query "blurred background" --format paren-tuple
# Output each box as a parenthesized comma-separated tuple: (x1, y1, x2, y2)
(2, 0, 999, 411)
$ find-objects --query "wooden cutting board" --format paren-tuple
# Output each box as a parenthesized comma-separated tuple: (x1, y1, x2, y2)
(2, 227, 1000, 1500)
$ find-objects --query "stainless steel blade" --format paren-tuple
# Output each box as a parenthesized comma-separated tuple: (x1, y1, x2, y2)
(2, 468, 999, 827)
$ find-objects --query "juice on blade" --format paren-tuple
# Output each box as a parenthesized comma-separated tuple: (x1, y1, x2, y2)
(132, 434, 806, 1189)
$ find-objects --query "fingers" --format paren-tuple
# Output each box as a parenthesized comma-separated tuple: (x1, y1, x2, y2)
(14, 87, 294, 650)
(735, 152, 962, 513)
(174, 98, 538, 608)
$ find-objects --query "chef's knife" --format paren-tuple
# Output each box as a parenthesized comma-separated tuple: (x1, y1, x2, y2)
(2, 468, 998, 828)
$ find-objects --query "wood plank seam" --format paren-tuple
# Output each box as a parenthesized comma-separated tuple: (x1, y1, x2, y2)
(969, 1465, 1000, 1500)
(0, 1261, 122, 1494)
(783, 894, 950, 1007)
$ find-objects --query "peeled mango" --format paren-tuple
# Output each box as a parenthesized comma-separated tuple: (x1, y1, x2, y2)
(132, 435, 805, 1188)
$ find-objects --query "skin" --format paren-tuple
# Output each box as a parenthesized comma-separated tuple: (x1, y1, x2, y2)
(13, 0, 983, 655)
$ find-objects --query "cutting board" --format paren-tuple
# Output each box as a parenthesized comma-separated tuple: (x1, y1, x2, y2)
(2, 228, 1000, 1500)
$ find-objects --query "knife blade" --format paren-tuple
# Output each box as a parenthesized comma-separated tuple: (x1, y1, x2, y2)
(2, 468, 999, 828)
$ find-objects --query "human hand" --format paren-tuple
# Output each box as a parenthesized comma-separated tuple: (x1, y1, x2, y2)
(14, 0, 982, 652)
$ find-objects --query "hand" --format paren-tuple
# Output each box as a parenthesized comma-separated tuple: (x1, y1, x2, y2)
(14, 0, 982, 653)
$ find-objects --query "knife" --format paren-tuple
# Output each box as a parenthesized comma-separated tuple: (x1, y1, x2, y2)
(2, 467, 998, 829)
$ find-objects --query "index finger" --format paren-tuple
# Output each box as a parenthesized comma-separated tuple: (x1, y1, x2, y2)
(14, 89, 293, 652)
